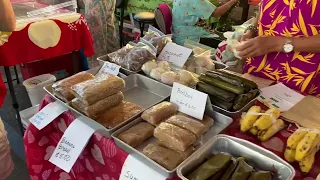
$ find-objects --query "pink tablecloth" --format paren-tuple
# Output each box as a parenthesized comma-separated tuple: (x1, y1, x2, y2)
(24, 95, 319, 180)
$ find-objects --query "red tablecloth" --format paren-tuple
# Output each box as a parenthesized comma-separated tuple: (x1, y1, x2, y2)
(24, 95, 320, 180)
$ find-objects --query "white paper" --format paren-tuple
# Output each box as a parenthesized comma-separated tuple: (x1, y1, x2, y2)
(258, 83, 305, 112)
(170, 82, 208, 120)
(120, 154, 167, 180)
(158, 42, 192, 68)
(29, 101, 68, 130)
(98, 61, 120, 75)
(49, 119, 95, 173)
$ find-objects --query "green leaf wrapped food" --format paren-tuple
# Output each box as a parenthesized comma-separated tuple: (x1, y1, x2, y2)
(197, 81, 236, 102)
(230, 157, 254, 180)
(199, 75, 245, 95)
(209, 95, 233, 110)
(220, 157, 238, 180)
(248, 171, 272, 180)
(216, 70, 258, 91)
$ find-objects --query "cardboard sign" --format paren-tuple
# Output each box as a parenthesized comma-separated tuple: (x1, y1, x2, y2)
(49, 119, 95, 173)
(29, 101, 68, 130)
(158, 42, 192, 68)
(170, 82, 208, 120)
(98, 61, 120, 75)
(120, 154, 167, 180)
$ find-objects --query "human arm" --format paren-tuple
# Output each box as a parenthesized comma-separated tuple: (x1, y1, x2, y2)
(238, 9, 260, 41)
(0, 0, 15, 31)
(211, 0, 237, 17)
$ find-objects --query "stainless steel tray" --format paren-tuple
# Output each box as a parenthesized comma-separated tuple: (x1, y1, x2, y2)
(213, 60, 228, 70)
(112, 110, 233, 178)
(44, 70, 171, 137)
(97, 54, 141, 76)
(177, 135, 295, 180)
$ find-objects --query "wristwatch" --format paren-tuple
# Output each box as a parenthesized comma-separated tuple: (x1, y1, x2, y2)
(283, 38, 294, 53)
(245, 24, 258, 33)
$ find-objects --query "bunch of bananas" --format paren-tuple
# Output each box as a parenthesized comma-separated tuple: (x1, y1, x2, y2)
(284, 129, 320, 173)
(240, 106, 284, 141)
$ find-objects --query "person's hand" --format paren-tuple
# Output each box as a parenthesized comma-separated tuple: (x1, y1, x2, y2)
(238, 30, 255, 42)
(235, 36, 285, 58)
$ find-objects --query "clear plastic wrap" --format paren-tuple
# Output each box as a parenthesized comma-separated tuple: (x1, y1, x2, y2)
(184, 51, 216, 75)
(142, 25, 163, 41)
(154, 122, 197, 152)
(143, 143, 184, 170)
(118, 122, 155, 148)
(71, 74, 125, 105)
(184, 40, 214, 56)
(52, 72, 95, 102)
(142, 26, 172, 54)
(157, 140, 196, 160)
(166, 115, 206, 138)
(141, 102, 178, 125)
(177, 112, 215, 132)
(71, 92, 124, 119)
(97, 101, 142, 128)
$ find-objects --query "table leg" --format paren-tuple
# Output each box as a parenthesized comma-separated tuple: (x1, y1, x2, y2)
(13, 66, 20, 84)
(72, 51, 79, 74)
(4, 67, 24, 136)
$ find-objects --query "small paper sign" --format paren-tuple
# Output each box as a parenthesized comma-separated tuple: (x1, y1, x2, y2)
(120, 154, 167, 180)
(49, 119, 95, 173)
(29, 101, 68, 130)
(158, 42, 192, 68)
(170, 82, 208, 120)
(98, 62, 120, 75)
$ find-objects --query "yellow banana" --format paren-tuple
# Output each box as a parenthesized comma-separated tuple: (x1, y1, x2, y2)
(258, 119, 285, 142)
(252, 108, 281, 132)
(250, 128, 259, 135)
(240, 106, 262, 132)
(284, 147, 296, 163)
(299, 144, 320, 173)
(295, 131, 320, 161)
(287, 129, 309, 149)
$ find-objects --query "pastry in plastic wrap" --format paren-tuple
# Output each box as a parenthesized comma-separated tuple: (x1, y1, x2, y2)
(97, 101, 142, 128)
(177, 112, 214, 132)
(157, 140, 195, 160)
(142, 60, 158, 75)
(141, 102, 177, 125)
(161, 71, 179, 86)
(71, 92, 124, 119)
(154, 122, 197, 152)
(143, 143, 183, 170)
(52, 72, 95, 102)
(150, 67, 166, 81)
(166, 115, 206, 138)
(118, 122, 154, 148)
(71, 74, 125, 105)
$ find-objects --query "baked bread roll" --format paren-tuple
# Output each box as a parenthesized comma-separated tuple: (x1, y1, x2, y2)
(71, 92, 124, 119)
(177, 112, 214, 132)
(156, 140, 195, 160)
(118, 122, 154, 148)
(71, 74, 125, 105)
(52, 72, 95, 102)
(154, 122, 197, 152)
(141, 102, 177, 125)
(166, 115, 206, 138)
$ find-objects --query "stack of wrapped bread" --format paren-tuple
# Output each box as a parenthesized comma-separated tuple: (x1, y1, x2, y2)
(52, 71, 142, 128)
(117, 101, 214, 170)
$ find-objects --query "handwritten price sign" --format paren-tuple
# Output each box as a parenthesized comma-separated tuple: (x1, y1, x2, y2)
(158, 42, 192, 68)
(98, 61, 120, 75)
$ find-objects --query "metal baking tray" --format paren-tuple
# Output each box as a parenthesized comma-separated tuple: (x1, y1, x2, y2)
(213, 60, 228, 70)
(177, 135, 295, 180)
(112, 110, 233, 178)
(97, 54, 141, 76)
(44, 69, 171, 137)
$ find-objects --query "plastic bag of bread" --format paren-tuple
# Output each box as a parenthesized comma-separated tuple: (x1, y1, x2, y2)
(107, 42, 136, 67)
(52, 72, 95, 102)
(166, 115, 206, 138)
(154, 122, 197, 152)
(71, 74, 125, 105)
(143, 143, 183, 170)
(141, 102, 177, 125)
(97, 101, 142, 128)
(118, 122, 155, 148)
(142, 25, 162, 41)
(150, 35, 172, 54)
(177, 112, 214, 132)
(71, 92, 124, 119)
(156, 140, 195, 160)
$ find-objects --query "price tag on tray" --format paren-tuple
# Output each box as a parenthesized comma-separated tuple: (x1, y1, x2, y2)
(98, 61, 120, 75)
(170, 82, 211, 120)
(49, 118, 95, 173)
(158, 42, 192, 68)
(29, 101, 68, 130)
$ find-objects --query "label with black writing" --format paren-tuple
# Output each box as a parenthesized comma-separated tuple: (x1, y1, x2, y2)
(158, 42, 192, 68)
(98, 61, 120, 75)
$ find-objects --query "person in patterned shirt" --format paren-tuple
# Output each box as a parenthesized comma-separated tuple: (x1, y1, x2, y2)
(0, 0, 15, 31)
(237, 0, 320, 96)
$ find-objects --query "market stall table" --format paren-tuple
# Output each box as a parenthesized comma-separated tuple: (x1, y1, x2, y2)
(0, 13, 94, 135)
(24, 95, 320, 180)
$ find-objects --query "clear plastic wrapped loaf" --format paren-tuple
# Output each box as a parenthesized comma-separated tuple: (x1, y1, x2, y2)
(154, 122, 197, 152)
(143, 143, 183, 170)
(52, 72, 95, 102)
(156, 140, 195, 160)
(71, 73, 125, 106)
(71, 92, 124, 119)
(118, 122, 155, 148)
(141, 102, 178, 125)
(177, 112, 214, 132)
(166, 115, 206, 138)
(97, 101, 142, 128)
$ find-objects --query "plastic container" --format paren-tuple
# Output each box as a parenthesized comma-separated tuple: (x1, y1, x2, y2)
(19, 105, 39, 130)
(23, 74, 56, 106)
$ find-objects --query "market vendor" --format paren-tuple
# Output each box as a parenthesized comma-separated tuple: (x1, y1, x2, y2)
(172, 0, 238, 45)
(236, 1, 320, 95)
(0, 0, 15, 31)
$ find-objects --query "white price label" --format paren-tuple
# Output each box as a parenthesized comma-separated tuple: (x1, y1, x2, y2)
(170, 82, 208, 120)
(98, 62, 120, 75)
(29, 101, 68, 130)
(49, 118, 95, 173)
(120, 154, 167, 180)
(158, 42, 192, 68)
